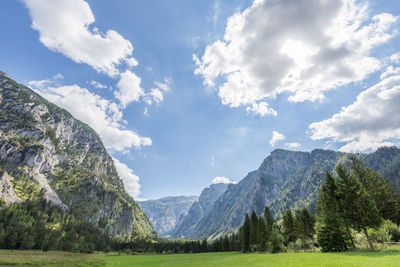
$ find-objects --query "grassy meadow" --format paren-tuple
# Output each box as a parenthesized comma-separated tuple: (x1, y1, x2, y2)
(1, 247, 400, 267)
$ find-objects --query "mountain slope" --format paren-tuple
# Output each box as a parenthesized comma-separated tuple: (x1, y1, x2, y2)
(138, 196, 197, 236)
(0, 71, 154, 237)
(168, 182, 229, 238)
(185, 147, 400, 239)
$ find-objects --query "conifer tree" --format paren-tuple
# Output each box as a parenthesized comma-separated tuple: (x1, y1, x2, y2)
(350, 157, 400, 224)
(282, 209, 296, 245)
(335, 163, 382, 249)
(316, 171, 350, 252)
(256, 217, 267, 251)
(241, 213, 250, 252)
(249, 210, 258, 247)
(294, 207, 315, 249)
(264, 206, 275, 241)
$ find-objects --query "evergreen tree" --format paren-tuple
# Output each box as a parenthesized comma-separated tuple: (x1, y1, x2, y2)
(350, 157, 400, 224)
(249, 210, 258, 248)
(282, 209, 296, 245)
(241, 213, 250, 252)
(264, 206, 275, 242)
(294, 207, 315, 249)
(336, 163, 382, 249)
(316, 171, 350, 252)
(269, 225, 282, 253)
(256, 217, 267, 251)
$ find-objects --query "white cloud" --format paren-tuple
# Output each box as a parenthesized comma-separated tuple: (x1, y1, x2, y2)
(24, 0, 134, 77)
(30, 81, 151, 152)
(212, 176, 237, 184)
(309, 75, 400, 152)
(113, 158, 141, 199)
(381, 66, 400, 79)
(246, 102, 277, 117)
(90, 80, 107, 89)
(115, 70, 144, 107)
(269, 131, 285, 147)
(286, 142, 301, 148)
(149, 89, 163, 104)
(142, 78, 172, 106)
(126, 57, 139, 67)
(194, 0, 397, 112)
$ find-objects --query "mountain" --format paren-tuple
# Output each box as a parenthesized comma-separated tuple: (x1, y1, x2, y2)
(0, 71, 154, 237)
(138, 196, 197, 236)
(168, 182, 229, 238)
(182, 147, 400, 239)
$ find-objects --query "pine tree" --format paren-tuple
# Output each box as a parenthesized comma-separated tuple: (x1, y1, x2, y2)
(241, 213, 250, 252)
(335, 163, 382, 249)
(256, 217, 267, 251)
(249, 210, 258, 249)
(294, 207, 315, 249)
(282, 209, 296, 245)
(350, 157, 400, 224)
(316, 171, 350, 252)
(264, 206, 275, 242)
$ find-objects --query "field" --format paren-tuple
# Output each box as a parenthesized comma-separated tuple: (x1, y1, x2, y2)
(1, 248, 400, 266)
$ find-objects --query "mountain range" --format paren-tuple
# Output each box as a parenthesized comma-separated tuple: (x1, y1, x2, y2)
(160, 147, 400, 239)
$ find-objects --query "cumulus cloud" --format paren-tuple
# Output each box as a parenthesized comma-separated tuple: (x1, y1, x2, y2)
(30, 80, 151, 152)
(246, 102, 277, 117)
(143, 78, 172, 106)
(194, 0, 397, 112)
(24, 0, 135, 77)
(309, 75, 400, 152)
(286, 142, 301, 148)
(212, 176, 237, 184)
(115, 70, 145, 107)
(269, 131, 285, 147)
(113, 158, 141, 199)
(90, 80, 107, 89)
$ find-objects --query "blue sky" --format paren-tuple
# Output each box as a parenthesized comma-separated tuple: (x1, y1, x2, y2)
(1, 0, 400, 200)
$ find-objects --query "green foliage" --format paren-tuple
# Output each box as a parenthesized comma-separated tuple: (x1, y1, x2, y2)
(241, 214, 250, 252)
(9, 173, 41, 201)
(45, 125, 59, 147)
(0, 200, 115, 252)
(294, 207, 315, 249)
(282, 209, 296, 245)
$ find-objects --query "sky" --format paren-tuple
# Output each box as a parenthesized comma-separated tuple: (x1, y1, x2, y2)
(1, 0, 400, 200)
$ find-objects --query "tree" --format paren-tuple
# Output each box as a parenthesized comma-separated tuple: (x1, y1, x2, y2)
(336, 163, 382, 249)
(282, 209, 296, 245)
(241, 213, 250, 252)
(264, 206, 275, 242)
(350, 157, 400, 224)
(294, 207, 315, 249)
(249, 210, 258, 248)
(256, 217, 267, 251)
(316, 171, 350, 252)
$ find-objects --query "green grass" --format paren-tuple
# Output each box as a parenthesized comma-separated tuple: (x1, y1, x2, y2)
(0, 250, 104, 266)
(1, 248, 400, 266)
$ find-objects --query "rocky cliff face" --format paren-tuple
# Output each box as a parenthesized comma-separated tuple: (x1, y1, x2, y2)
(138, 196, 197, 236)
(168, 182, 229, 238)
(0, 171, 21, 206)
(0, 72, 154, 237)
(182, 147, 400, 239)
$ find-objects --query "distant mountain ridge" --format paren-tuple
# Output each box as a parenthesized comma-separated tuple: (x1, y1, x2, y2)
(0, 71, 154, 238)
(172, 147, 400, 239)
(168, 182, 229, 238)
(138, 196, 197, 236)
